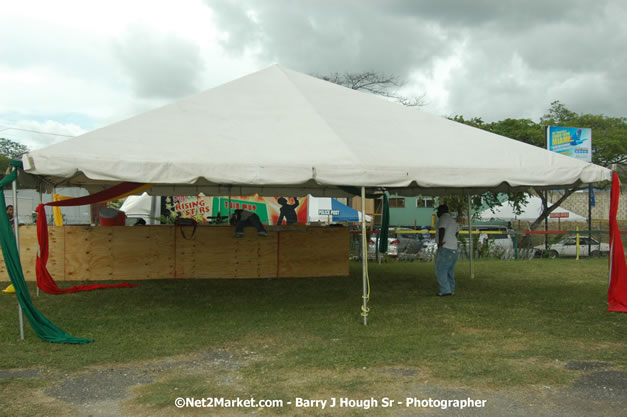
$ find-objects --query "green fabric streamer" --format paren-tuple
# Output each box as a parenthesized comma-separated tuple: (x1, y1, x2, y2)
(338, 186, 390, 254)
(0, 170, 93, 344)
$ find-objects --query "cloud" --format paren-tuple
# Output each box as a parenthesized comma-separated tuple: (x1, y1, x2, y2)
(206, 0, 454, 78)
(113, 28, 206, 100)
(206, 0, 627, 121)
(0, 120, 86, 151)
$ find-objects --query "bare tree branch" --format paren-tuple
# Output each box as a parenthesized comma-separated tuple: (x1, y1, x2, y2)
(316, 71, 426, 107)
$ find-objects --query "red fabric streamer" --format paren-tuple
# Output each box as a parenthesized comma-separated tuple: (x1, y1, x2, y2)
(35, 205, 136, 293)
(608, 173, 627, 312)
(35, 182, 144, 294)
(46, 182, 145, 207)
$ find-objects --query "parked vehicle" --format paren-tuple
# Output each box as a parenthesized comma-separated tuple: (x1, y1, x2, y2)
(534, 237, 609, 258)
(458, 225, 515, 259)
(367, 227, 434, 260)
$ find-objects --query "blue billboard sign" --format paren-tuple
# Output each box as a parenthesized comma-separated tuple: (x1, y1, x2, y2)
(546, 126, 592, 162)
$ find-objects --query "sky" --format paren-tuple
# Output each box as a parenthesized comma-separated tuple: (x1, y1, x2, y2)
(1, 0, 626, 151)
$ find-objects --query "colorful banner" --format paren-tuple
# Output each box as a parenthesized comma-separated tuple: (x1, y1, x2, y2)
(546, 126, 592, 162)
(162, 195, 308, 225)
(163, 195, 215, 223)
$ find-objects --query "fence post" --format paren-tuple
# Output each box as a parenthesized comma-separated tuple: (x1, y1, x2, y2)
(576, 226, 580, 260)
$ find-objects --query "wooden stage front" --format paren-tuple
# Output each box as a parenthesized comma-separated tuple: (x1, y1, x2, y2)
(0, 225, 349, 281)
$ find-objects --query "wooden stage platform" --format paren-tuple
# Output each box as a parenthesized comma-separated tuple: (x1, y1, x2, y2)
(0, 225, 349, 281)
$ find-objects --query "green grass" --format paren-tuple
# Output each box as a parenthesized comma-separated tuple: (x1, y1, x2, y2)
(0, 258, 625, 393)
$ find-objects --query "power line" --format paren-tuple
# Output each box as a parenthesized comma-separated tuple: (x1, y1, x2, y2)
(0, 125, 76, 138)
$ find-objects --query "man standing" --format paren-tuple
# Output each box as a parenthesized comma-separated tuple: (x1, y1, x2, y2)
(435, 204, 459, 296)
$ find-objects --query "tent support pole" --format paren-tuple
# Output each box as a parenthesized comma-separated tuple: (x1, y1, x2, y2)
(361, 186, 368, 326)
(468, 194, 474, 279)
(149, 195, 158, 225)
(12, 168, 24, 340)
(608, 238, 614, 288)
(228, 187, 232, 220)
(37, 184, 43, 297)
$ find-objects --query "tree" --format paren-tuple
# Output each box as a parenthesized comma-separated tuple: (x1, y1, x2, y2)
(0, 138, 29, 159)
(541, 101, 627, 170)
(0, 154, 10, 175)
(317, 71, 426, 106)
(540, 100, 577, 125)
(0, 138, 29, 176)
(448, 100, 627, 237)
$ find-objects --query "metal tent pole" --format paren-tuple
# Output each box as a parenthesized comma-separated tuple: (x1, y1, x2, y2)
(468, 194, 474, 279)
(37, 184, 43, 297)
(228, 187, 232, 220)
(149, 195, 158, 225)
(588, 185, 592, 256)
(12, 168, 24, 340)
(361, 186, 368, 326)
(608, 238, 614, 288)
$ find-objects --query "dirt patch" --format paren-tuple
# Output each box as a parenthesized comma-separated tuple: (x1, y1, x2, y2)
(0, 368, 41, 379)
(379, 367, 421, 377)
(46, 367, 154, 405)
(17, 349, 245, 417)
(569, 370, 627, 403)
(3, 351, 627, 417)
(565, 360, 614, 371)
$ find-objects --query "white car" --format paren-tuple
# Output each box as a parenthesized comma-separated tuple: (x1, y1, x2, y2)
(534, 237, 609, 258)
(367, 228, 434, 260)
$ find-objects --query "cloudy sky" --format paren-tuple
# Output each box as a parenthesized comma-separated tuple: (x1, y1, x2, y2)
(1, 0, 625, 151)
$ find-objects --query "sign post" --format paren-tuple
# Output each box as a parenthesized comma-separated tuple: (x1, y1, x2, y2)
(546, 125, 593, 253)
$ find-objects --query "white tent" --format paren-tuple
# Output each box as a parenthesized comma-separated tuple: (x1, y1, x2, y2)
(21, 65, 611, 195)
(17, 65, 613, 326)
(119, 192, 151, 217)
(479, 196, 587, 222)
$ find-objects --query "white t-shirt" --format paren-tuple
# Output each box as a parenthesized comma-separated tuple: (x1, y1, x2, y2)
(437, 213, 459, 250)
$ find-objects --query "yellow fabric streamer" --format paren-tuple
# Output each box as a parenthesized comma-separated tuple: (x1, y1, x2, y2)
(51, 184, 154, 226)
(52, 194, 73, 226)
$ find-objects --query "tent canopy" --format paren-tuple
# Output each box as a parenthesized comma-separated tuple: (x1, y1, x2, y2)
(21, 65, 611, 196)
(479, 196, 587, 222)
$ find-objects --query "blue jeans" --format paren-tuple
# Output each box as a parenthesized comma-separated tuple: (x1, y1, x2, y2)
(435, 247, 458, 294)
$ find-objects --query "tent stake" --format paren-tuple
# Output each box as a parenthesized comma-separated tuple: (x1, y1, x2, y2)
(361, 186, 368, 326)
(12, 168, 24, 340)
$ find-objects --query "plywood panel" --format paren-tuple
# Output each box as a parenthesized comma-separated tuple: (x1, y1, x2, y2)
(110, 226, 175, 280)
(175, 226, 278, 278)
(0, 225, 349, 283)
(0, 226, 64, 282)
(47, 227, 65, 281)
(64, 226, 114, 281)
(232, 231, 277, 278)
(278, 227, 349, 278)
(0, 225, 63, 281)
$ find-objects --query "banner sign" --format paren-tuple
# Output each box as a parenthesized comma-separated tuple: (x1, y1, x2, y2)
(163, 195, 308, 225)
(549, 212, 569, 219)
(546, 126, 592, 162)
(164, 195, 215, 223)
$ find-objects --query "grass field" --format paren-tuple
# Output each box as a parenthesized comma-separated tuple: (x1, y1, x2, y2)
(0, 258, 625, 416)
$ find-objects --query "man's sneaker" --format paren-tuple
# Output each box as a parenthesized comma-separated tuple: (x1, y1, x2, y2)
(437, 292, 452, 297)
(234, 232, 244, 238)
(258, 231, 268, 237)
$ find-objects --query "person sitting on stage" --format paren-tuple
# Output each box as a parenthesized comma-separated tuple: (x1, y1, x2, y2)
(230, 209, 268, 238)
